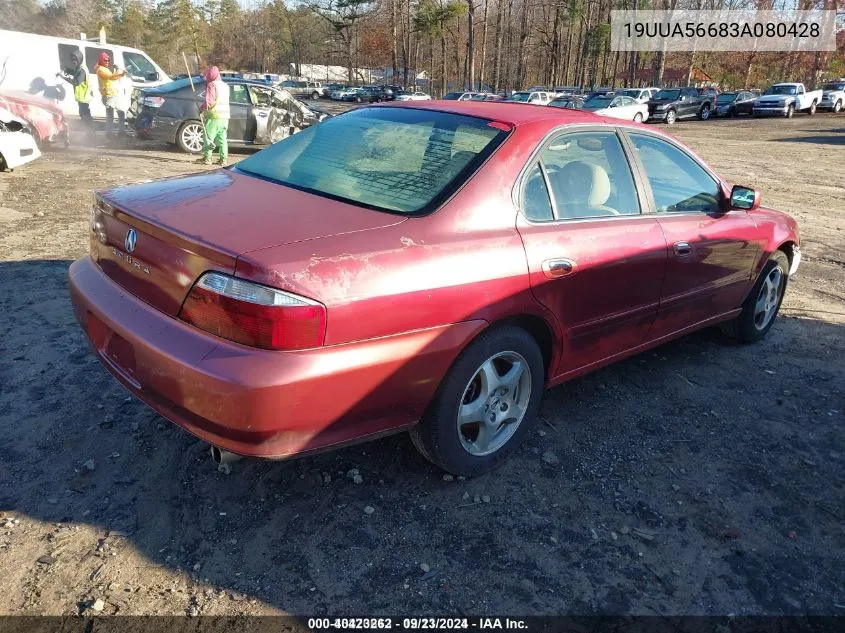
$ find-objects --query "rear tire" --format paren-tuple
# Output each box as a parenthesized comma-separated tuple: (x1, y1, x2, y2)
(721, 251, 789, 343)
(177, 120, 204, 154)
(410, 326, 545, 477)
(808, 101, 816, 115)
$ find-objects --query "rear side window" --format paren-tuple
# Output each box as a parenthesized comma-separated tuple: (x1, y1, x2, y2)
(629, 133, 719, 213)
(236, 108, 507, 214)
(58, 44, 80, 71)
(522, 164, 554, 221)
(85, 47, 114, 72)
(230, 84, 249, 104)
(539, 131, 640, 220)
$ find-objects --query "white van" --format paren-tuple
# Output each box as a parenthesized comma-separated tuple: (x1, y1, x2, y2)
(0, 29, 170, 119)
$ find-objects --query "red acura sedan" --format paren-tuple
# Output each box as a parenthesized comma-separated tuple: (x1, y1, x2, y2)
(69, 102, 800, 476)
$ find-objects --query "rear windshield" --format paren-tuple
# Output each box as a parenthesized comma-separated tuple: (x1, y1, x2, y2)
(235, 107, 508, 214)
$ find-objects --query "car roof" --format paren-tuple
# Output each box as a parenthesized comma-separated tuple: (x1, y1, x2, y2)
(374, 101, 606, 126)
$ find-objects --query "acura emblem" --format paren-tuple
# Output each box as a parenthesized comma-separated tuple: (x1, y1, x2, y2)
(124, 229, 137, 253)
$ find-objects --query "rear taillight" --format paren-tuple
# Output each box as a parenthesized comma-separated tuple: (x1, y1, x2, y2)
(142, 96, 165, 108)
(178, 272, 326, 351)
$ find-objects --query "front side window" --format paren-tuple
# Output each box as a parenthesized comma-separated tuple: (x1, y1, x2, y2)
(522, 131, 641, 221)
(249, 86, 274, 106)
(123, 52, 158, 81)
(236, 107, 507, 214)
(629, 133, 719, 214)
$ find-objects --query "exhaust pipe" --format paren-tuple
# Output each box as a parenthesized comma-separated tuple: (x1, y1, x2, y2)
(210, 445, 243, 464)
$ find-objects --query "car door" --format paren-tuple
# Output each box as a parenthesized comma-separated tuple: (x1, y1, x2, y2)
(678, 88, 696, 117)
(624, 131, 760, 338)
(245, 84, 276, 143)
(225, 83, 252, 142)
(515, 128, 668, 374)
(737, 92, 751, 115)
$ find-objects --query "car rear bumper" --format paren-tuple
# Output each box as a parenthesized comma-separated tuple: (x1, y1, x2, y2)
(69, 256, 484, 459)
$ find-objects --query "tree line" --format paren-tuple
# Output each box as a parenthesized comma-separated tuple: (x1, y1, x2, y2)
(2, 0, 843, 94)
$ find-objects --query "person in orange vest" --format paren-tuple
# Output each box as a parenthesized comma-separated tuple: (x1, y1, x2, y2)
(94, 51, 126, 136)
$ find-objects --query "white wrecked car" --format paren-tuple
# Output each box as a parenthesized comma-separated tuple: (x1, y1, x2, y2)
(0, 105, 41, 171)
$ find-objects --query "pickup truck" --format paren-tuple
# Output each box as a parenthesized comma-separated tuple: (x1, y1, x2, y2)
(646, 86, 714, 124)
(818, 79, 845, 113)
(753, 83, 822, 118)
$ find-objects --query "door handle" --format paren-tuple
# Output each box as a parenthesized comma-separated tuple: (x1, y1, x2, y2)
(673, 241, 692, 256)
(542, 258, 577, 279)
(256, 111, 268, 118)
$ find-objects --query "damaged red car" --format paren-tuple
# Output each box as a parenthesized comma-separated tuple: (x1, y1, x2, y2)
(69, 102, 800, 476)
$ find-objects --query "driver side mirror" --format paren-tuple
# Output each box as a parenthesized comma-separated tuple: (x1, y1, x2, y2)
(730, 185, 760, 210)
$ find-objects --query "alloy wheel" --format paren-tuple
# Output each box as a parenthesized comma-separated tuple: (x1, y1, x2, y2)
(181, 123, 204, 153)
(753, 266, 784, 330)
(456, 351, 532, 457)
(666, 110, 676, 124)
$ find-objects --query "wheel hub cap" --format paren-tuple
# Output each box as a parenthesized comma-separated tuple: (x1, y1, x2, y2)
(457, 351, 532, 457)
(753, 266, 784, 330)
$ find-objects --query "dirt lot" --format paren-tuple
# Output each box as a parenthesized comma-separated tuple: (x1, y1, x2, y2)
(0, 110, 843, 617)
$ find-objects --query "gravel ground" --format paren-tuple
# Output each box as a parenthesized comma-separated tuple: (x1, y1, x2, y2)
(0, 109, 843, 617)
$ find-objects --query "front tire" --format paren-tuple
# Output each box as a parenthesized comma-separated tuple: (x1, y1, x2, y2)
(722, 251, 789, 343)
(633, 112, 643, 123)
(410, 326, 545, 476)
(665, 109, 677, 125)
(785, 104, 795, 118)
(834, 100, 842, 113)
(311, 91, 320, 100)
(698, 104, 711, 120)
(177, 120, 204, 154)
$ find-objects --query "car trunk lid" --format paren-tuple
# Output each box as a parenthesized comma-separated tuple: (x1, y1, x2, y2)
(92, 170, 405, 316)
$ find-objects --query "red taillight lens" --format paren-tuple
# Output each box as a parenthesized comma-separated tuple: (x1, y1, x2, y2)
(178, 272, 326, 351)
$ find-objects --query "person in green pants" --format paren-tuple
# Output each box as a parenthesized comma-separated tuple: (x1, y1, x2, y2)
(197, 66, 230, 165)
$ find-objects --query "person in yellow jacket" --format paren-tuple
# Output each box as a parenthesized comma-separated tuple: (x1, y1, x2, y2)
(94, 51, 126, 136)
(197, 66, 230, 165)
(57, 50, 93, 130)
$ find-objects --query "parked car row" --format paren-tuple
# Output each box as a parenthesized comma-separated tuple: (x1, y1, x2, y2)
(532, 80, 844, 124)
